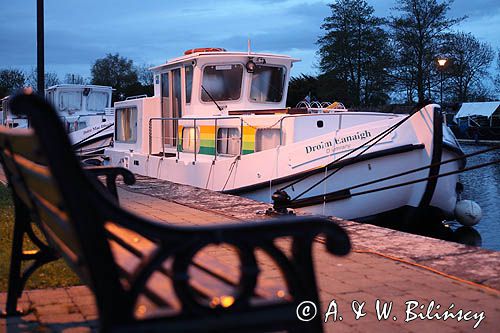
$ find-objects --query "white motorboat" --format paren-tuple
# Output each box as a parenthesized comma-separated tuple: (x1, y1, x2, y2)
(104, 48, 466, 224)
(2, 95, 29, 129)
(2, 85, 115, 156)
(45, 84, 115, 156)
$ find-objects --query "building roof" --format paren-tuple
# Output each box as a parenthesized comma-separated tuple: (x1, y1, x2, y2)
(455, 101, 500, 118)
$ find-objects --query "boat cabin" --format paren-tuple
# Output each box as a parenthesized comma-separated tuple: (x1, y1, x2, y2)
(45, 84, 114, 133)
(112, 48, 299, 155)
(111, 49, 398, 161)
(150, 48, 298, 117)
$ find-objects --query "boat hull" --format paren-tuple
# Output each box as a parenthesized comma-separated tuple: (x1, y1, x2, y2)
(105, 105, 465, 223)
(69, 120, 114, 156)
(236, 144, 461, 221)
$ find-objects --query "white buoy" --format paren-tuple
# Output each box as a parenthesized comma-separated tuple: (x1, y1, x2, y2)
(454, 200, 482, 226)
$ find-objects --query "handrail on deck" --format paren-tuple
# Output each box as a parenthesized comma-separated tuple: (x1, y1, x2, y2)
(149, 112, 389, 159)
(148, 116, 244, 163)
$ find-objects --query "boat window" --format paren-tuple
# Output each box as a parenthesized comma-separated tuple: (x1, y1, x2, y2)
(181, 127, 200, 153)
(172, 68, 182, 118)
(201, 64, 243, 102)
(250, 66, 286, 103)
(87, 91, 110, 112)
(67, 121, 88, 133)
(185, 65, 193, 104)
(217, 128, 240, 155)
(59, 91, 82, 112)
(161, 72, 169, 98)
(115, 107, 138, 143)
(255, 128, 281, 152)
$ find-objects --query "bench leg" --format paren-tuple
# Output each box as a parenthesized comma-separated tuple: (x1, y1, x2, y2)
(1, 197, 58, 317)
(292, 237, 324, 333)
(2, 197, 30, 316)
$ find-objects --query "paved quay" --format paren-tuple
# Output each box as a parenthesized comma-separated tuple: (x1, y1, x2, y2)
(1, 174, 499, 332)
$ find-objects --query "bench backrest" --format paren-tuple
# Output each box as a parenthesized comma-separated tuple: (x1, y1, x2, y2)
(0, 92, 130, 320)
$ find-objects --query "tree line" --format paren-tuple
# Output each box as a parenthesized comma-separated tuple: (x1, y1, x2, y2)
(287, 0, 500, 108)
(0, 53, 153, 102)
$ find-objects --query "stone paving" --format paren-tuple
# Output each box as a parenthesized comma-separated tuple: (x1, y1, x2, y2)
(1, 176, 499, 332)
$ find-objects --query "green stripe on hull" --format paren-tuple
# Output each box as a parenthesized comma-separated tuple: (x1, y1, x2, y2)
(199, 146, 216, 155)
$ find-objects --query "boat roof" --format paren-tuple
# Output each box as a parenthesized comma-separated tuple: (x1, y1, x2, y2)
(455, 101, 500, 118)
(150, 51, 300, 71)
(46, 84, 113, 91)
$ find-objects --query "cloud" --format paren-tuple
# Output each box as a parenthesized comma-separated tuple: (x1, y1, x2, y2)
(0, 0, 498, 79)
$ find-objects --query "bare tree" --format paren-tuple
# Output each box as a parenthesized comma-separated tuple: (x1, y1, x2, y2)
(135, 64, 154, 86)
(390, 0, 464, 103)
(26, 68, 60, 89)
(0, 69, 25, 98)
(442, 32, 494, 102)
(496, 49, 500, 97)
(64, 73, 87, 85)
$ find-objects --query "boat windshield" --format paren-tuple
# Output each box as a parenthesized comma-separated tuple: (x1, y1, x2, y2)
(59, 91, 82, 112)
(87, 91, 110, 112)
(201, 64, 243, 102)
(250, 65, 286, 103)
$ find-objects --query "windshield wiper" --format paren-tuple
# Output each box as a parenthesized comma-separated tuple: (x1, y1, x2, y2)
(201, 85, 223, 112)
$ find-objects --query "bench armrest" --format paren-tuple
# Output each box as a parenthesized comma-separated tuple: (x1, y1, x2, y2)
(107, 207, 350, 312)
(85, 166, 135, 200)
(185, 216, 350, 256)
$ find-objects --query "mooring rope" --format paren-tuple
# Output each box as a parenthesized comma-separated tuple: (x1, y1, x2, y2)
(312, 144, 500, 199)
(279, 101, 428, 199)
(286, 158, 500, 208)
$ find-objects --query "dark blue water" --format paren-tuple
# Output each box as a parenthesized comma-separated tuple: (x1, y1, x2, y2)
(452, 143, 500, 251)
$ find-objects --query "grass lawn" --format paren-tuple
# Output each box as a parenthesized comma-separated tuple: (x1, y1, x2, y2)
(0, 184, 81, 291)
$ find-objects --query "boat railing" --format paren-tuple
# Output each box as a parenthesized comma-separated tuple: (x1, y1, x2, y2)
(125, 94, 148, 101)
(148, 116, 244, 163)
(104, 107, 115, 116)
(295, 101, 333, 108)
(149, 111, 403, 161)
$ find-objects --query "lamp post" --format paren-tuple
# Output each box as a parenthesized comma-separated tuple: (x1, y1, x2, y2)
(436, 57, 448, 108)
(37, 0, 44, 94)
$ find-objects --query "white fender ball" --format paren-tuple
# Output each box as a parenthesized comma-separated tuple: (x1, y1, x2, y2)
(454, 200, 482, 226)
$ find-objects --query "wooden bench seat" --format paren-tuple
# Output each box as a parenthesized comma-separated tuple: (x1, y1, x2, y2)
(0, 91, 351, 332)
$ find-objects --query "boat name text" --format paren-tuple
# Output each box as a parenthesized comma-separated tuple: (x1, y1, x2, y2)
(305, 130, 372, 154)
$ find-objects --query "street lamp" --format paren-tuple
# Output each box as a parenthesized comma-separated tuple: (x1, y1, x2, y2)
(436, 57, 448, 109)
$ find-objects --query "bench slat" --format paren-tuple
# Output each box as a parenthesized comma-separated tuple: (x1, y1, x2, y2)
(33, 194, 82, 262)
(9, 152, 63, 208)
(0, 128, 46, 164)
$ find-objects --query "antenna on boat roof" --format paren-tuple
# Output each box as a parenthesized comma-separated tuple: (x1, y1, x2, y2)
(247, 38, 251, 55)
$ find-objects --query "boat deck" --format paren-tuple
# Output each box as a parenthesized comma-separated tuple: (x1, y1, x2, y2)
(1, 173, 499, 332)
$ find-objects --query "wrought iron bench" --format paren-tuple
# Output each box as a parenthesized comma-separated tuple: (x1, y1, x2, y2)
(0, 91, 351, 332)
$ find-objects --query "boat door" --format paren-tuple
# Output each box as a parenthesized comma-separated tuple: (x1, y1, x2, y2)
(161, 67, 185, 147)
(172, 68, 182, 147)
(160, 72, 172, 146)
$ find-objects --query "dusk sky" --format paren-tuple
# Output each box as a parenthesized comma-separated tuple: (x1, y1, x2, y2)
(1, 0, 499, 80)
